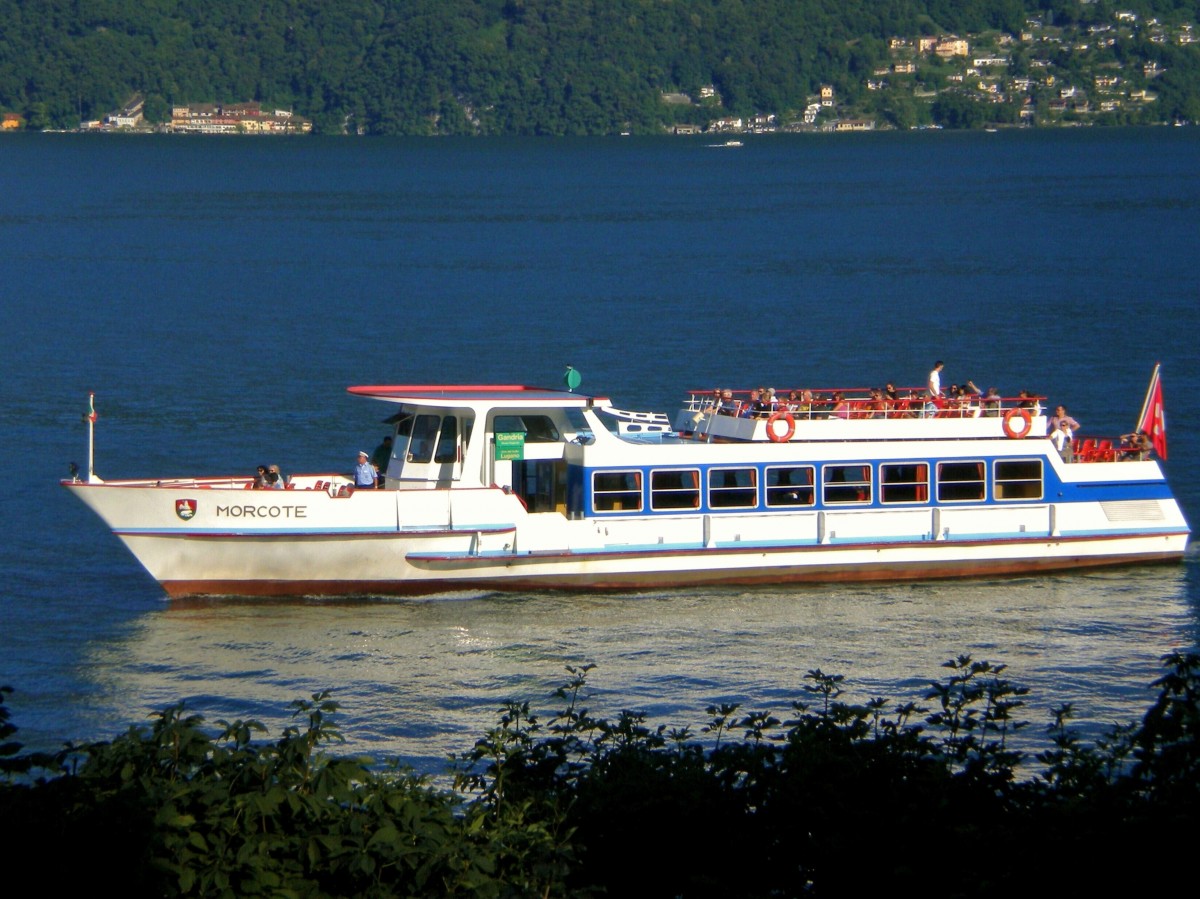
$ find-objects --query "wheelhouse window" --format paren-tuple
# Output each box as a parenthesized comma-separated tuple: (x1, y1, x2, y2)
(937, 461, 986, 502)
(592, 471, 642, 512)
(405, 414, 442, 464)
(651, 469, 701, 511)
(765, 466, 815, 507)
(823, 464, 872, 505)
(493, 415, 561, 443)
(434, 416, 459, 463)
(880, 463, 929, 504)
(708, 467, 758, 509)
(994, 459, 1043, 500)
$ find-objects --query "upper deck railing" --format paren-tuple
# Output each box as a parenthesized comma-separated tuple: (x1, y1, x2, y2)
(680, 386, 1038, 421)
(677, 387, 1153, 462)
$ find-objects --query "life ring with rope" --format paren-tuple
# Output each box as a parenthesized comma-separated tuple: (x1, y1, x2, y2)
(766, 410, 796, 443)
(1003, 407, 1033, 439)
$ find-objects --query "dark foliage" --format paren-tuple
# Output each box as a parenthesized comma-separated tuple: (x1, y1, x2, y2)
(2, 652, 1197, 896)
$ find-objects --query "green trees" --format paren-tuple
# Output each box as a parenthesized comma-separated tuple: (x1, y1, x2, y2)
(1, 2, 1199, 133)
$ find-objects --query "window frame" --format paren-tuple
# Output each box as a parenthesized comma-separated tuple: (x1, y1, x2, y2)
(765, 465, 817, 508)
(880, 462, 930, 505)
(822, 463, 873, 506)
(993, 458, 1044, 501)
(591, 470, 643, 513)
(650, 468, 702, 511)
(936, 460, 987, 503)
(707, 467, 759, 510)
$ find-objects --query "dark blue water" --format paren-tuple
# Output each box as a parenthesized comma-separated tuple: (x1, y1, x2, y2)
(2, 129, 1198, 767)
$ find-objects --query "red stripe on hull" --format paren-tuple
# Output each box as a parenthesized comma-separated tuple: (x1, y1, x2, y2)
(159, 549, 1186, 599)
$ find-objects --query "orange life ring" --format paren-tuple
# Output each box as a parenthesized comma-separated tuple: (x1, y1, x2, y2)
(766, 410, 795, 442)
(1003, 407, 1032, 439)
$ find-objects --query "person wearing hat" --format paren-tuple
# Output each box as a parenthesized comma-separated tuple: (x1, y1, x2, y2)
(353, 450, 377, 489)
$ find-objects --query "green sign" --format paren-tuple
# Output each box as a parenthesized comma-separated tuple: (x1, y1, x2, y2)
(495, 432, 526, 461)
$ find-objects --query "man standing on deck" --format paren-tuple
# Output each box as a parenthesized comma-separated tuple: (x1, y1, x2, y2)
(354, 451, 377, 489)
(925, 361, 945, 418)
(927, 361, 944, 399)
(370, 435, 393, 488)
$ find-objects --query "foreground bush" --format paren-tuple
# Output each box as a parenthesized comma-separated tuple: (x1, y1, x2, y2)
(2, 652, 1197, 897)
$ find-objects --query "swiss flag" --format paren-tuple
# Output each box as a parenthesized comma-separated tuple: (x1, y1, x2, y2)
(1136, 364, 1168, 460)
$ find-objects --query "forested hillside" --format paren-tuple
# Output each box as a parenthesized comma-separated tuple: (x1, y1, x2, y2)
(2, 0, 1199, 133)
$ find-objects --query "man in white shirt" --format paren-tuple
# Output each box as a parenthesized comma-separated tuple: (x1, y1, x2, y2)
(927, 361, 944, 398)
(924, 360, 945, 418)
(354, 451, 377, 488)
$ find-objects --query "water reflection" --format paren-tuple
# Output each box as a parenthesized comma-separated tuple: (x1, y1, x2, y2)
(80, 566, 1196, 773)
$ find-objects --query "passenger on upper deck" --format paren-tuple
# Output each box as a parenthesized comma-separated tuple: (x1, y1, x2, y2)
(1050, 419, 1073, 461)
(962, 380, 981, 410)
(718, 388, 736, 415)
(1049, 405, 1080, 435)
(983, 387, 1002, 416)
(883, 383, 900, 417)
(928, 361, 944, 399)
(267, 464, 285, 489)
(1018, 390, 1043, 416)
(798, 389, 814, 419)
(253, 465, 268, 489)
(831, 391, 851, 419)
(752, 386, 774, 418)
(864, 388, 887, 419)
(1120, 430, 1152, 460)
(945, 384, 962, 416)
(745, 388, 767, 419)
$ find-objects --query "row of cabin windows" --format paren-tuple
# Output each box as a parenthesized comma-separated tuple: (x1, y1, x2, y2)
(590, 460, 1043, 513)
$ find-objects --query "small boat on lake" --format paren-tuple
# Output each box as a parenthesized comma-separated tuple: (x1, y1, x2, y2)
(63, 368, 1189, 598)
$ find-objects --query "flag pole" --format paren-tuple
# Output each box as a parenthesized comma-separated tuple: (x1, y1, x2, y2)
(1135, 363, 1160, 434)
(87, 392, 98, 483)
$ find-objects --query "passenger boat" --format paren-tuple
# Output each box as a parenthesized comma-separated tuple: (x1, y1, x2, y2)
(63, 367, 1188, 598)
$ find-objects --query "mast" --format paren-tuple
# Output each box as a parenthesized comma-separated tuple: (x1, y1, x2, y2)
(86, 392, 101, 483)
(1134, 363, 1167, 461)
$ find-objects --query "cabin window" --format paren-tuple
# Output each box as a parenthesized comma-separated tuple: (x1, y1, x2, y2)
(937, 461, 986, 502)
(593, 471, 642, 512)
(406, 414, 442, 464)
(994, 459, 1043, 500)
(765, 466, 815, 507)
(434, 416, 459, 463)
(391, 414, 414, 456)
(708, 467, 758, 509)
(493, 415, 561, 443)
(880, 463, 929, 504)
(651, 469, 701, 510)
(823, 464, 872, 505)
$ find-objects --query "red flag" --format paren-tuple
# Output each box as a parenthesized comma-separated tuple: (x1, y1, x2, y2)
(1135, 364, 1167, 460)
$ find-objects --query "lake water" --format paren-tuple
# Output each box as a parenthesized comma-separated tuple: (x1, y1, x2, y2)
(1, 129, 1198, 769)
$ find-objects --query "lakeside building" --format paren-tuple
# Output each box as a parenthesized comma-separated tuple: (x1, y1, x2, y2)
(168, 103, 312, 134)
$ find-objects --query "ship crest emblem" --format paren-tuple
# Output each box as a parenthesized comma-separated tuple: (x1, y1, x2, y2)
(175, 499, 197, 521)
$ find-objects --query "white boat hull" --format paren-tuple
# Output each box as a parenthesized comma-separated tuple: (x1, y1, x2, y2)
(63, 380, 1189, 598)
(66, 479, 1189, 598)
